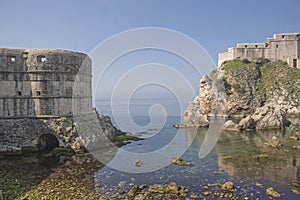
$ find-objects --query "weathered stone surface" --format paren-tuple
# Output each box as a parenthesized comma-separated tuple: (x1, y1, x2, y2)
(194, 75, 212, 114)
(0, 48, 92, 118)
(238, 116, 256, 130)
(236, 104, 291, 130)
(0, 48, 124, 152)
(222, 120, 239, 131)
(183, 102, 209, 127)
(254, 105, 290, 129)
(182, 75, 213, 127)
(287, 107, 300, 126)
(181, 57, 300, 130)
(0, 112, 122, 152)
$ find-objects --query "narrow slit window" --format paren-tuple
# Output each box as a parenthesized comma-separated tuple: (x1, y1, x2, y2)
(276, 44, 279, 48)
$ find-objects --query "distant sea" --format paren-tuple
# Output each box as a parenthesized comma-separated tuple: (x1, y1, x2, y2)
(95, 98, 186, 134)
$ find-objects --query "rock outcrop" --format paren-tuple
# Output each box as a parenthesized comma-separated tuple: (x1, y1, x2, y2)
(0, 110, 128, 152)
(225, 104, 291, 130)
(183, 75, 212, 127)
(183, 58, 300, 130)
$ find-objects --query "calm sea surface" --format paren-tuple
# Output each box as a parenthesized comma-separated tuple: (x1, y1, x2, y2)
(94, 99, 300, 199)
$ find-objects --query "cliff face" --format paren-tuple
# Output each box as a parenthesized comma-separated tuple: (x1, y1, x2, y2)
(183, 58, 300, 129)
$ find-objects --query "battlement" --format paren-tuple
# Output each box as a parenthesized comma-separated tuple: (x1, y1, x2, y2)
(218, 33, 300, 68)
(0, 48, 93, 118)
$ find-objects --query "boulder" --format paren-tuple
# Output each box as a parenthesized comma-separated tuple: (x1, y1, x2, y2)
(254, 104, 290, 129)
(237, 104, 291, 130)
(221, 182, 235, 191)
(238, 116, 256, 130)
(222, 120, 239, 131)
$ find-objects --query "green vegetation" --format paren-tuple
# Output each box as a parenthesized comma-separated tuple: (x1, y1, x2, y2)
(221, 58, 256, 72)
(116, 134, 139, 141)
(218, 58, 300, 107)
(259, 61, 300, 103)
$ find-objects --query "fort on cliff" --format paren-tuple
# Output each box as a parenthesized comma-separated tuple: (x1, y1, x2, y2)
(218, 33, 300, 68)
(0, 48, 93, 151)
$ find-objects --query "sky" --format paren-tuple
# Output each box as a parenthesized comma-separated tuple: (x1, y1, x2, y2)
(1, 0, 300, 100)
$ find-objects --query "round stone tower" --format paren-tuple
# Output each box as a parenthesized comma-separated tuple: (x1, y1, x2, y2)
(0, 48, 92, 118)
(0, 48, 93, 151)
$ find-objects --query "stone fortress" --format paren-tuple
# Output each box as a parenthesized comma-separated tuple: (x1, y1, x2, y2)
(0, 48, 92, 118)
(218, 33, 300, 68)
(0, 48, 93, 151)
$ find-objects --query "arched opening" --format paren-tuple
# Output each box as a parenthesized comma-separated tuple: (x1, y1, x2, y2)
(37, 134, 59, 152)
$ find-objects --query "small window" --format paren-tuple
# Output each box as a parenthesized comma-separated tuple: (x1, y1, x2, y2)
(37, 55, 47, 63)
(17, 91, 22, 96)
(276, 44, 279, 48)
(281, 35, 285, 39)
(293, 59, 297, 68)
(255, 45, 258, 48)
(8, 56, 16, 62)
(245, 45, 248, 48)
(265, 43, 269, 47)
(36, 91, 41, 96)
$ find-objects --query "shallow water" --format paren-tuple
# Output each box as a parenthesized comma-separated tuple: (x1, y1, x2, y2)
(94, 113, 300, 199)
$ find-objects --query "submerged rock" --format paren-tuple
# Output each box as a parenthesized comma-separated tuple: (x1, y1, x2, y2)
(173, 123, 186, 128)
(265, 136, 282, 148)
(266, 187, 281, 197)
(221, 182, 235, 191)
(171, 157, 192, 166)
(135, 160, 143, 167)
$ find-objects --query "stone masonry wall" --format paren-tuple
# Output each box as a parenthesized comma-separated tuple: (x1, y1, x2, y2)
(0, 48, 93, 151)
(0, 48, 92, 118)
(218, 33, 300, 68)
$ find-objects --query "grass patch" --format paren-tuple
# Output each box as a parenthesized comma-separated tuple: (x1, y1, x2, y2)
(116, 134, 139, 141)
(222, 58, 256, 72)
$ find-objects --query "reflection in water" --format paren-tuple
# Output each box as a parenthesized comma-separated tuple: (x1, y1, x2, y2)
(217, 128, 300, 188)
(95, 116, 300, 199)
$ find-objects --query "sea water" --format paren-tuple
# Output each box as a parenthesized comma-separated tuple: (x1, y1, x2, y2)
(94, 99, 300, 199)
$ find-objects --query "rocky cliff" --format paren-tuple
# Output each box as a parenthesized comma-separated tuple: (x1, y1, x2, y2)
(183, 58, 300, 130)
